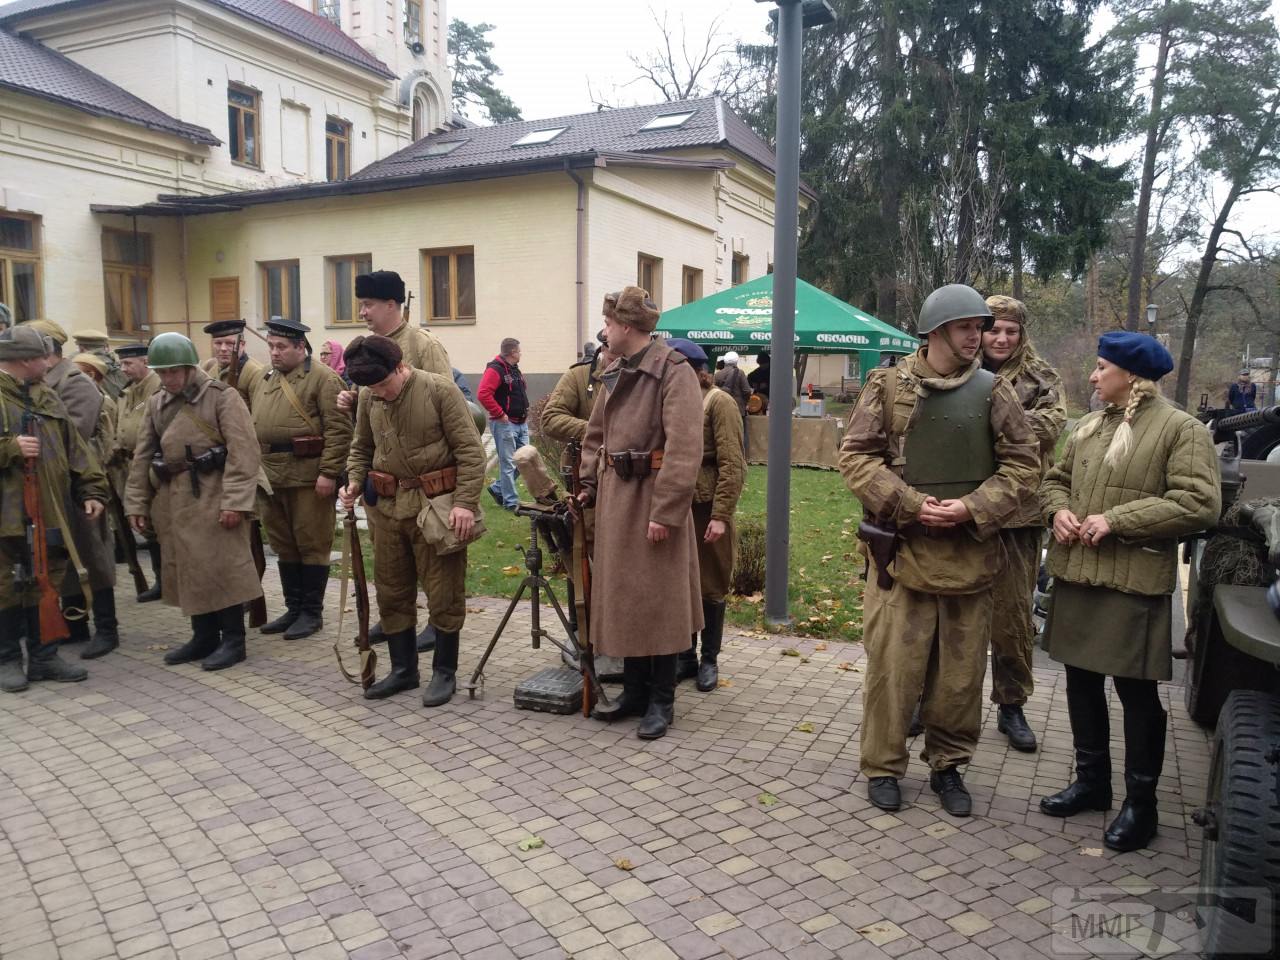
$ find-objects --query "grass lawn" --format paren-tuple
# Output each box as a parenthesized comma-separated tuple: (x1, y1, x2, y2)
(336, 463, 867, 645)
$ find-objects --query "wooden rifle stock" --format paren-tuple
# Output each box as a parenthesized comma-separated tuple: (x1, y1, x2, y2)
(346, 509, 376, 689)
(247, 521, 268, 628)
(20, 388, 69, 644)
(106, 475, 147, 595)
(567, 440, 595, 715)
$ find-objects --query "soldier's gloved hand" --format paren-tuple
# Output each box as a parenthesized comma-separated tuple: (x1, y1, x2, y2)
(704, 519, 727, 543)
(336, 389, 357, 413)
(219, 510, 243, 530)
(1052, 509, 1082, 544)
(16, 435, 39, 458)
(84, 499, 105, 521)
(315, 475, 337, 499)
(647, 521, 669, 544)
(450, 506, 475, 541)
(339, 483, 359, 511)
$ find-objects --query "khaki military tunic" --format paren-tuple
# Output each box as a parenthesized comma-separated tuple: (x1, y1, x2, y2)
(840, 349, 1040, 779)
(347, 371, 484, 634)
(114, 371, 161, 543)
(541, 355, 606, 548)
(202, 355, 266, 410)
(387, 320, 451, 377)
(252, 359, 352, 565)
(694, 385, 746, 601)
(125, 367, 263, 616)
(0, 372, 108, 614)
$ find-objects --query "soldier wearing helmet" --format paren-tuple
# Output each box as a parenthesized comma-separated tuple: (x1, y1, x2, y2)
(124, 333, 263, 672)
(838, 284, 1040, 817)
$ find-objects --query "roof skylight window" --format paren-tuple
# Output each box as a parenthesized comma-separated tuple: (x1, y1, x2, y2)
(512, 127, 568, 146)
(421, 139, 466, 156)
(639, 111, 696, 131)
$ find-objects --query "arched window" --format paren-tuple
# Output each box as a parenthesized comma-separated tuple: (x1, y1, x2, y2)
(411, 83, 440, 140)
(412, 96, 424, 140)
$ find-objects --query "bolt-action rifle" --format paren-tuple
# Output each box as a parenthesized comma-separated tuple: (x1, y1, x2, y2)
(19, 385, 69, 644)
(107, 476, 147, 595)
(335, 506, 376, 689)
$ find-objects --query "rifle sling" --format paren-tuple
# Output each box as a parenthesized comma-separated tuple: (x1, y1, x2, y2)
(42, 470, 91, 614)
(333, 517, 361, 686)
(276, 371, 320, 435)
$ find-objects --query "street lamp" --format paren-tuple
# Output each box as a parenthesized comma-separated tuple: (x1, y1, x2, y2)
(1146, 303, 1157, 330)
(755, 0, 835, 625)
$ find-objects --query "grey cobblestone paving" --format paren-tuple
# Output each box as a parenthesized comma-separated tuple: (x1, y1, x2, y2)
(0, 575, 1211, 959)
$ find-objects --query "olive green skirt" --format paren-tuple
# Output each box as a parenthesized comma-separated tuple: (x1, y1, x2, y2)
(1043, 581, 1173, 681)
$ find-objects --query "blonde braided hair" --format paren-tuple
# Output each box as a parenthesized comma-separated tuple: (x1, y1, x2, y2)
(1073, 378, 1158, 468)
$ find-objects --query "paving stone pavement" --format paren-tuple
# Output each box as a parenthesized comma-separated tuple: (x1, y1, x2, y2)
(0, 572, 1213, 960)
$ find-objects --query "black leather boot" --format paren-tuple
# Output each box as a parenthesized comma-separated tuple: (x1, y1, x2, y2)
(165, 613, 220, 664)
(368, 622, 387, 644)
(592, 656, 650, 722)
(421, 629, 459, 707)
(364, 629, 419, 699)
(261, 562, 301, 634)
(1104, 692, 1165, 852)
(1041, 667, 1112, 816)
(637, 654, 677, 740)
(60, 595, 90, 643)
(0, 607, 30, 693)
(137, 542, 163, 602)
(676, 638, 698, 682)
(997, 704, 1037, 752)
(697, 599, 724, 692)
(202, 605, 247, 671)
(416, 623, 437, 652)
(283, 565, 326, 640)
(25, 606, 87, 682)
(81, 588, 120, 659)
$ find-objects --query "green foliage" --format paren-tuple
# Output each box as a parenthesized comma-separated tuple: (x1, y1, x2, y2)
(448, 19, 522, 123)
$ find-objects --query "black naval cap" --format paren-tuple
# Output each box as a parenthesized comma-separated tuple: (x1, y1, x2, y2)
(264, 317, 311, 341)
(204, 318, 247, 337)
(354, 270, 405, 304)
(116, 342, 149, 359)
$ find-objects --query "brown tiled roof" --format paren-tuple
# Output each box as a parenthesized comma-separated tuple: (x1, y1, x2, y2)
(352, 96, 800, 189)
(0, 0, 394, 79)
(0, 27, 220, 144)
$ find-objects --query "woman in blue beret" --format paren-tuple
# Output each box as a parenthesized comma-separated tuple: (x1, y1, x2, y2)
(1037, 331, 1220, 852)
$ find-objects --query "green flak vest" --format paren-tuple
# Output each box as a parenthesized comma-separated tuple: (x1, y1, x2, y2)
(901, 367, 997, 500)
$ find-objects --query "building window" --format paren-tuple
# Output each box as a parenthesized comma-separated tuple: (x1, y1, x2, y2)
(682, 266, 702, 305)
(732, 252, 749, 285)
(314, 0, 339, 26)
(101, 228, 152, 334)
(260, 260, 301, 322)
(0, 213, 41, 324)
(325, 118, 351, 181)
(329, 254, 372, 324)
(423, 247, 476, 324)
(637, 253, 662, 308)
(404, 0, 423, 45)
(227, 85, 260, 167)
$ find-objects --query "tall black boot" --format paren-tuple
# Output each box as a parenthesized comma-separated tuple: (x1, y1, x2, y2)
(261, 562, 301, 634)
(592, 656, 650, 722)
(422, 629, 459, 707)
(677, 637, 698, 682)
(637, 654, 677, 740)
(165, 613, 220, 664)
(416, 623, 437, 652)
(202, 605, 246, 671)
(81, 588, 121, 659)
(283, 565, 326, 640)
(137, 542, 162, 602)
(0, 607, 30, 693)
(1104, 683, 1165, 852)
(364, 629, 419, 699)
(697, 599, 725, 692)
(25, 607, 87, 683)
(60, 595, 90, 644)
(1041, 666, 1113, 816)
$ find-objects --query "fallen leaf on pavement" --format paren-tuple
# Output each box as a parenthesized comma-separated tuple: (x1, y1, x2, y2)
(717, 679, 733, 688)
(614, 857, 634, 871)
(815, 642, 828, 651)
(795, 722, 816, 733)
(758, 792, 778, 806)
(1078, 847, 1103, 857)
(781, 648, 801, 657)
(501, 565, 521, 576)
(517, 836, 544, 851)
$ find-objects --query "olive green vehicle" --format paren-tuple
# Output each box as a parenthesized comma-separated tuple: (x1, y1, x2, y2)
(1182, 405, 1280, 957)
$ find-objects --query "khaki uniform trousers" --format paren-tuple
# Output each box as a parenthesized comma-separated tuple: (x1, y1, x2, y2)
(259, 487, 338, 565)
(989, 526, 1041, 705)
(1, 537, 69, 613)
(860, 575, 992, 779)
(692, 500, 734, 602)
(367, 509, 466, 634)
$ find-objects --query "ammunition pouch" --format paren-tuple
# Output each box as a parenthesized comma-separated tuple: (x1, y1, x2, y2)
(605, 449, 664, 480)
(856, 518, 899, 591)
(368, 470, 398, 498)
(362, 475, 379, 506)
(291, 435, 325, 457)
(367, 466, 458, 498)
(191, 446, 228, 474)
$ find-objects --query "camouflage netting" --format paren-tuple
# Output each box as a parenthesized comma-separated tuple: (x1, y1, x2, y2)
(1186, 496, 1280, 645)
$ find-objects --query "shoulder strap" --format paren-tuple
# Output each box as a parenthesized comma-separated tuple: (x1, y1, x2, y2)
(277, 370, 319, 434)
(179, 404, 225, 446)
(880, 368, 897, 439)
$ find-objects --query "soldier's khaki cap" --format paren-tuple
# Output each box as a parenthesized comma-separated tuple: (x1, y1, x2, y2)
(0, 325, 50, 360)
(20, 318, 68, 345)
(73, 328, 112, 345)
(72, 352, 109, 377)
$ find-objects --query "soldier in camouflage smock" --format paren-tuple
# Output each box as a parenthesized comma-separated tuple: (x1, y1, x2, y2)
(840, 285, 1039, 817)
(0, 325, 107, 692)
(72, 328, 128, 400)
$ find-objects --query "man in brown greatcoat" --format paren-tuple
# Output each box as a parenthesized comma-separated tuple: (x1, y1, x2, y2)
(253, 318, 352, 640)
(125, 333, 263, 671)
(579, 287, 703, 741)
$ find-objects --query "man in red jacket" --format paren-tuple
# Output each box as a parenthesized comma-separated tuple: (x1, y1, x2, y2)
(477, 338, 528, 511)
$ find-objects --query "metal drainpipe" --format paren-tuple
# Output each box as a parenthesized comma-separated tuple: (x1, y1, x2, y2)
(565, 164, 586, 355)
(180, 215, 192, 342)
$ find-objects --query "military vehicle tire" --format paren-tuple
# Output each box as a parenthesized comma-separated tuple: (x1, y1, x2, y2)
(1196, 690, 1280, 958)
(1185, 622, 1240, 727)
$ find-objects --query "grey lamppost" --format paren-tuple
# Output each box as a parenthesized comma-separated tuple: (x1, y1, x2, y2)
(756, 0, 835, 624)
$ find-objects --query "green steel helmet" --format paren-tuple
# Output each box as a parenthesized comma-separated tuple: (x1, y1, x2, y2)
(917, 284, 994, 336)
(466, 400, 487, 436)
(147, 332, 200, 369)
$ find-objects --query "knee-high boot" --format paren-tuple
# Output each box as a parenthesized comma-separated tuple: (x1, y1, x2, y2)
(202, 605, 246, 671)
(25, 606, 88, 683)
(0, 607, 29, 692)
(696, 599, 725, 692)
(137, 542, 163, 602)
(165, 613, 220, 664)
(261, 562, 301, 634)
(364, 629, 419, 699)
(592, 656, 650, 722)
(81, 588, 120, 659)
(637, 654, 677, 740)
(283, 565, 326, 640)
(1104, 686, 1165, 852)
(421, 629, 459, 707)
(1041, 667, 1113, 816)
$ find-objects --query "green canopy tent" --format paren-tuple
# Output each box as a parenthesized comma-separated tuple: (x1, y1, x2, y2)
(656, 275, 917, 389)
